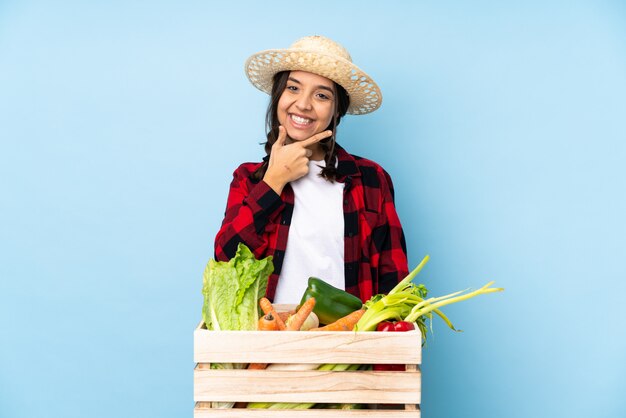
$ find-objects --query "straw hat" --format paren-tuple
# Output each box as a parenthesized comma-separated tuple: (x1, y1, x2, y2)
(244, 35, 382, 115)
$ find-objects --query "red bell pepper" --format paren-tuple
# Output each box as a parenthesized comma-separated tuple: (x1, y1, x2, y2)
(373, 321, 415, 371)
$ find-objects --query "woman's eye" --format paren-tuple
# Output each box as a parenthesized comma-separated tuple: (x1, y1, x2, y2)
(286, 85, 298, 92)
(317, 93, 331, 100)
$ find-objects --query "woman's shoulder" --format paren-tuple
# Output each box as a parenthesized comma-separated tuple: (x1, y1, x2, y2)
(223, 162, 265, 189)
(230, 161, 264, 178)
(336, 149, 397, 202)
(342, 151, 394, 186)
(338, 146, 388, 172)
(232, 161, 263, 173)
(351, 153, 386, 171)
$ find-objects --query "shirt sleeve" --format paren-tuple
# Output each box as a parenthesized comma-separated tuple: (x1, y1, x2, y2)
(214, 165, 284, 261)
(374, 169, 409, 293)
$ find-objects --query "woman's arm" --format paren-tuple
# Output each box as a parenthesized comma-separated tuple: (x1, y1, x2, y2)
(214, 165, 284, 261)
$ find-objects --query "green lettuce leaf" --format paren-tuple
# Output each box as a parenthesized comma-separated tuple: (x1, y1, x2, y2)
(202, 243, 273, 331)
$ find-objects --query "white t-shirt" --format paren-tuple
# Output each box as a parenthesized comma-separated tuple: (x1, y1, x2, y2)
(273, 159, 345, 304)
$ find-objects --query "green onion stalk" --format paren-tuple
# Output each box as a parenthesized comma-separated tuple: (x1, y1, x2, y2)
(354, 255, 504, 344)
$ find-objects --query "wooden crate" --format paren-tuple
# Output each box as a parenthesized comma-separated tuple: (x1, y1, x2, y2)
(194, 319, 422, 417)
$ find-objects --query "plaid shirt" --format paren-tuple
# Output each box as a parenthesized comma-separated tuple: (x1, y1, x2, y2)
(214, 145, 408, 302)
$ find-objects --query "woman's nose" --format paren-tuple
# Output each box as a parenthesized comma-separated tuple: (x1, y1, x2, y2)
(295, 95, 312, 111)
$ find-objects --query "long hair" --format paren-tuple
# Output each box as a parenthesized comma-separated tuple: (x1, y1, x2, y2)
(252, 71, 350, 182)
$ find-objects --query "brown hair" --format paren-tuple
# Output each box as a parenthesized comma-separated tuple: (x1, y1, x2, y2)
(252, 71, 350, 182)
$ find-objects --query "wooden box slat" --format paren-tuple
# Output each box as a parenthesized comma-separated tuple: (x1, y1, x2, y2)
(193, 321, 421, 416)
(194, 408, 421, 418)
(194, 325, 421, 364)
(194, 369, 421, 404)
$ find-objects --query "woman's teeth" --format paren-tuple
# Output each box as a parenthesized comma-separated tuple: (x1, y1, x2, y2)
(290, 114, 312, 125)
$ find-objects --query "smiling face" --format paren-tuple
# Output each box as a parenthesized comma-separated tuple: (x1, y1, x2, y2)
(277, 71, 336, 147)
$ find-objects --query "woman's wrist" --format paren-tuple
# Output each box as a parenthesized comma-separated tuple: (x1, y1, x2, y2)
(263, 171, 287, 195)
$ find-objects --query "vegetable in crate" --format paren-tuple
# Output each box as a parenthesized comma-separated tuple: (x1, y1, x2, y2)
(373, 321, 415, 371)
(285, 297, 317, 330)
(257, 312, 279, 331)
(298, 277, 363, 325)
(259, 297, 287, 330)
(200, 243, 273, 408)
(355, 255, 504, 345)
(310, 309, 366, 331)
(201, 242, 273, 331)
(291, 311, 319, 331)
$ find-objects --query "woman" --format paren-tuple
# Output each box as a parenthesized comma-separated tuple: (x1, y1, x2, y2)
(214, 35, 408, 303)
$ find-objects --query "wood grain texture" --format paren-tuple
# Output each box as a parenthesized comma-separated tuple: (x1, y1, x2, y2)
(193, 321, 422, 414)
(194, 369, 420, 404)
(194, 324, 421, 365)
(194, 407, 420, 418)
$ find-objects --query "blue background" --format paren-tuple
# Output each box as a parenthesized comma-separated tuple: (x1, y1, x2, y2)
(1, 1, 625, 417)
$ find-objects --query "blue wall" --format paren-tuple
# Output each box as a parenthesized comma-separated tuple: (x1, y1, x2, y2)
(1, 1, 625, 417)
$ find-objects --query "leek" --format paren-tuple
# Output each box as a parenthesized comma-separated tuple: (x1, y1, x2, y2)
(354, 255, 504, 344)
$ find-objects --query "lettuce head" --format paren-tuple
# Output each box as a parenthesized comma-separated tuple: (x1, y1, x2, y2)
(202, 243, 273, 331)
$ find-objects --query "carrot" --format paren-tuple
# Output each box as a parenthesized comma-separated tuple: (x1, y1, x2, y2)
(310, 309, 366, 331)
(277, 311, 294, 323)
(247, 362, 268, 370)
(286, 297, 316, 331)
(258, 312, 279, 331)
(248, 313, 279, 370)
(259, 297, 287, 330)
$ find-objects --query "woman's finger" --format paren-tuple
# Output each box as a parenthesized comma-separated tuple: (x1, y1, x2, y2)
(305, 149, 313, 158)
(300, 130, 332, 148)
(274, 126, 287, 147)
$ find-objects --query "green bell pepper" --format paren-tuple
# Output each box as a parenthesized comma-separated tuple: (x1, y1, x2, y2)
(298, 277, 364, 325)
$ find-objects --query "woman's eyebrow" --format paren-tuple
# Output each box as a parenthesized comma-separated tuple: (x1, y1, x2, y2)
(317, 85, 335, 94)
(288, 76, 334, 94)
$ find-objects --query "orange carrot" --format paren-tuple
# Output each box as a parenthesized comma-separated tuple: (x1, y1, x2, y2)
(259, 297, 286, 330)
(258, 312, 279, 331)
(310, 309, 366, 331)
(286, 297, 316, 331)
(248, 313, 278, 370)
(247, 362, 268, 370)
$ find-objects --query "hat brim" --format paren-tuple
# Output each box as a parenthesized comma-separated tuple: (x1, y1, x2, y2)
(245, 48, 382, 115)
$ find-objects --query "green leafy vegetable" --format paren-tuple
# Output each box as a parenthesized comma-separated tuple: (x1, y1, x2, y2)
(202, 243, 273, 331)
(200, 243, 273, 409)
